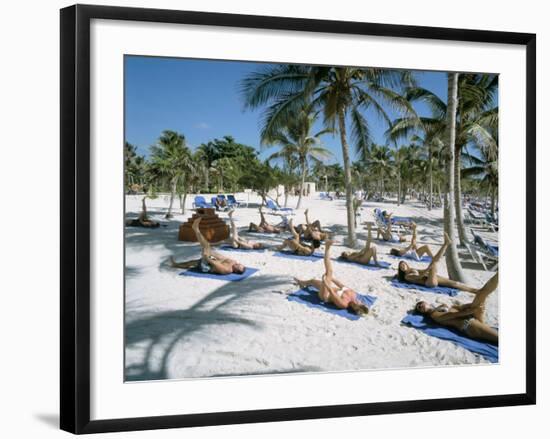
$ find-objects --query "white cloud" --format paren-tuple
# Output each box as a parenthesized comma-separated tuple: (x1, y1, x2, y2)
(194, 122, 210, 129)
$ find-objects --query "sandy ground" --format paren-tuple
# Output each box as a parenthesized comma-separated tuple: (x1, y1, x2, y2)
(124, 193, 498, 381)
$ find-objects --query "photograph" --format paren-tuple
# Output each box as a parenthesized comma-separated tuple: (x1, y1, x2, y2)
(123, 56, 500, 382)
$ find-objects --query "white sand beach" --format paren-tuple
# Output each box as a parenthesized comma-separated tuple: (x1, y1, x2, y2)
(124, 194, 498, 381)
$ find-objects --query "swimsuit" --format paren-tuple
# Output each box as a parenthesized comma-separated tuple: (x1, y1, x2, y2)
(462, 317, 474, 333)
(200, 256, 213, 273)
(405, 249, 420, 261)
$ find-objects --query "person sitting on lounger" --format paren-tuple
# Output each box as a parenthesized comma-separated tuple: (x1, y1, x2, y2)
(227, 210, 263, 250)
(275, 218, 320, 256)
(248, 207, 282, 233)
(389, 222, 433, 260)
(170, 218, 245, 275)
(396, 232, 480, 293)
(294, 240, 369, 316)
(377, 212, 406, 242)
(414, 272, 499, 344)
(125, 197, 160, 228)
(340, 223, 381, 267)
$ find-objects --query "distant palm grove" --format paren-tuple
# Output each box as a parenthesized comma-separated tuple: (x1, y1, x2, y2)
(125, 64, 498, 282)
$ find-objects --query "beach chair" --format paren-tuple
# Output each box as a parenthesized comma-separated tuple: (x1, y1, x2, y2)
(466, 229, 499, 271)
(193, 195, 214, 209)
(226, 194, 241, 207)
(266, 199, 294, 213)
(211, 196, 229, 211)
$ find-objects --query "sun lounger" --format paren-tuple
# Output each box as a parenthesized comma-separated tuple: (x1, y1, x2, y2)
(266, 199, 294, 213)
(226, 194, 241, 207)
(287, 287, 377, 321)
(389, 279, 459, 297)
(192, 195, 214, 209)
(179, 266, 258, 281)
(401, 313, 498, 363)
(466, 229, 499, 271)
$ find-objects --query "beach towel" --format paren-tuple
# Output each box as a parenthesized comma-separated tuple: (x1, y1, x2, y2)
(274, 251, 324, 261)
(179, 267, 258, 282)
(401, 313, 498, 363)
(336, 257, 392, 270)
(389, 254, 432, 263)
(219, 245, 266, 253)
(287, 287, 377, 321)
(390, 279, 459, 297)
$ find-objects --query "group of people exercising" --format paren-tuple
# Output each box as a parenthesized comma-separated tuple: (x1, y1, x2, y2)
(169, 205, 499, 346)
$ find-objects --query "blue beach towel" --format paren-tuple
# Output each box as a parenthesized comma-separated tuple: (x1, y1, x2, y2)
(401, 313, 498, 363)
(335, 257, 392, 270)
(389, 254, 432, 263)
(219, 245, 266, 253)
(274, 251, 324, 261)
(287, 287, 377, 321)
(390, 279, 459, 297)
(179, 267, 258, 282)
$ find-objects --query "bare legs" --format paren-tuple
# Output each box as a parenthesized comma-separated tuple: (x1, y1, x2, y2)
(192, 217, 211, 258)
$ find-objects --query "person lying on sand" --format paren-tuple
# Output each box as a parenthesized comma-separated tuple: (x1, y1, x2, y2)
(170, 218, 245, 275)
(396, 233, 480, 293)
(275, 218, 320, 256)
(227, 210, 263, 250)
(248, 207, 282, 233)
(389, 223, 433, 260)
(377, 212, 406, 242)
(301, 209, 329, 241)
(414, 272, 499, 344)
(125, 198, 160, 228)
(339, 223, 381, 267)
(294, 240, 369, 316)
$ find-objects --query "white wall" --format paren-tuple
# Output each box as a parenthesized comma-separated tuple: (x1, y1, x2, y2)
(0, 0, 546, 437)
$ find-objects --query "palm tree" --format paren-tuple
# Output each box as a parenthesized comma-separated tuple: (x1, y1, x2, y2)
(150, 130, 191, 219)
(263, 103, 332, 208)
(443, 73, 466, 282)
(196, 141, 218, 192)
(241, 65, 415, 247)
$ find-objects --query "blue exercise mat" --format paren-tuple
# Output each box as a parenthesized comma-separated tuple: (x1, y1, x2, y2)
(335, 257, 392, 270)
(401, 313, 498, 363)
(179, 267, 258, 282)
(219, 245, 266, 253)
(392, 216, 412, 224)
(287, 287, 377, 321)
(389, 254, 432, 263)
(390, 279, 459, 297)
(274, 251, 324, 261)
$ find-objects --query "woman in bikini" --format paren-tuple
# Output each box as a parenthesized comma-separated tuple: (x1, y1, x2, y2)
(390, 222, 433, 261)
(414, 272, 499, 344)
(396, 232, 480, 293)
(339, 223, 381, 267)
(248, 207, 282, 233)
(170, 218, 245, 275)
(301, 209, 329, 241)
(125, 197, 160, 228)
(377, 212, 406, 242)
(275, 218, 320, 256)
(294, 240, 370, 316)
(227, 210, 263, 250)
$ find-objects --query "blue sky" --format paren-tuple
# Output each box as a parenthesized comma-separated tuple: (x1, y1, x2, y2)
(124, 56, 449, 164)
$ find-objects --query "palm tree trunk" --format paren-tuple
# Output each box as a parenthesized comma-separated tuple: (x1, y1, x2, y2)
(166, 177, 177, 219)
(180, 191, 188, 214)
(490, 185, 497, 217)
(428, 147, 433, 211)
(296, 161, 307, 209)
(454, 145, 468, 245)
(443, 73, 466, 282)
(284, 187, 289, 207)
(338, 108, 357, 247)
(397, 170, 401, 206)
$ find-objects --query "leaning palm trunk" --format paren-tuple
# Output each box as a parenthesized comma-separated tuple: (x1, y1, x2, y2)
(296, 162, 307, 209)
(179, 191, 188, 214)
(491, 186, 497, 218)
(166, 177, 177, 219)
(443, 73, 466, 282)
(338, 108, 357, 247)
(397, 170, 401, 206)
(428, 148, 433, 211)
(454, 146, 468, 245)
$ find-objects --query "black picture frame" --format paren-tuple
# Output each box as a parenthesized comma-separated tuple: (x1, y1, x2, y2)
(60, 4, 536, 434)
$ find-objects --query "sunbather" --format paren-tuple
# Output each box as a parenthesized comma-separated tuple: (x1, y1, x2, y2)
(227, 210, 263, 249)
(275, 218, 320, 256)
(340, 223, 381, 266)
(300, 209, 329, 241)
(170, 218, 245, 275)
(414, 272, 499, 344)
(294, 240, 369, 316)
(377, 212, 406, 242)
(248, 207, 282, 233)
(396, 233, 480, 293)
(390, 223, 433, 260)
(125, 198, 160, 228)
